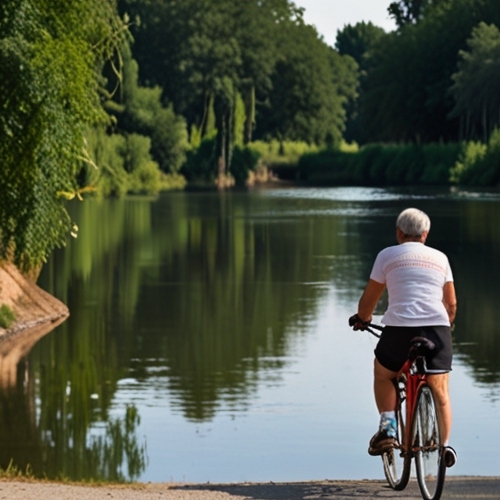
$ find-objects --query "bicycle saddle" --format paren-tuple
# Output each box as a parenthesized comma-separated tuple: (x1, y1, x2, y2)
(408, 337, 436, 359)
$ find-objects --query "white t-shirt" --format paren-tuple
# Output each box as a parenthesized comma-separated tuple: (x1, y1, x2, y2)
(370, 242, 453, 327)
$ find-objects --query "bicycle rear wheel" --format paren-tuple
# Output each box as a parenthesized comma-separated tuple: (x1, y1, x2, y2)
(412, 385, 446, 500)
(382, 393, 411, 490)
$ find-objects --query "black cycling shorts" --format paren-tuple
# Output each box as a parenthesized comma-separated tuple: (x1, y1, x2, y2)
(374, 325, 453, 373)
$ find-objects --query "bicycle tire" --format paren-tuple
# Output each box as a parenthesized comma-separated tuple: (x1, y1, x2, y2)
(412, 385, 446, 500)
(382, 389, 411, 490)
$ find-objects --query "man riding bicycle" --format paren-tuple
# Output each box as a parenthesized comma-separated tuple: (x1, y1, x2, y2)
(349, 208, 457, 467)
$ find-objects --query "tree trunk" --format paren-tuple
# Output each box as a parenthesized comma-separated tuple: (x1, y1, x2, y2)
(243, 84, 255, 144)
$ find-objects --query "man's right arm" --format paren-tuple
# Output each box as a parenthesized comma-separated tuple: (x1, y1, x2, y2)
(443, 281, 457, 324)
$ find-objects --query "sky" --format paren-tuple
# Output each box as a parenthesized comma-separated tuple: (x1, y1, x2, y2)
(293, 0, 396, 47)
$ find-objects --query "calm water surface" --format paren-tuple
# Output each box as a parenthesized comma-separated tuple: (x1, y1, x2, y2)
(2, 186, 499, 482)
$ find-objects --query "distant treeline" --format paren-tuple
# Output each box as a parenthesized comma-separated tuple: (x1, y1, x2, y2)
(116, 0, 500, 186)
(298, 129, 500, 187)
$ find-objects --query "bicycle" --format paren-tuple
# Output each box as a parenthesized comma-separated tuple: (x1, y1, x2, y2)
(360, 322, 450, 500)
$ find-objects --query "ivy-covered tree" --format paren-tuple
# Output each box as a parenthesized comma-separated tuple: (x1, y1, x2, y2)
(0, 0, 127, 272)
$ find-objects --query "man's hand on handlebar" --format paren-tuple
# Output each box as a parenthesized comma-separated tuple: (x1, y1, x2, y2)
(348, 313, 370, 331)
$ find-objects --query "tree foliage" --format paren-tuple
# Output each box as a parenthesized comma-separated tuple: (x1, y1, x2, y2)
(360, 0, 500, 144)
(335, 21, 386, 72)
(119, 0, 358, 176)
(111, 42, 188, 173)
(255, 22, 358, 147)
(449, 22, 500, 141)
(335, 22, 387, 142)
(387, 0, 452, 28)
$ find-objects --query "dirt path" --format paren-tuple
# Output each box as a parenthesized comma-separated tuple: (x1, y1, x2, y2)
(0, 477, 498, 500)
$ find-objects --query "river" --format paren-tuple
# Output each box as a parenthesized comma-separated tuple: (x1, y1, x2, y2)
(2, 186, 498, 483)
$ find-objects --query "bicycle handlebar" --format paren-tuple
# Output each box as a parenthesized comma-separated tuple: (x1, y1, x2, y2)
(349, 314, 384, 338)
(364, 323, 383, 338)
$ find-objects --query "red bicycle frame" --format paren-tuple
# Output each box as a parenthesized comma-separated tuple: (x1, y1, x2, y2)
(396, 357, 428, 455)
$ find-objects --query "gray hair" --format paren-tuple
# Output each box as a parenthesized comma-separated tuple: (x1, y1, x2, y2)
(396, 208, 431, 236)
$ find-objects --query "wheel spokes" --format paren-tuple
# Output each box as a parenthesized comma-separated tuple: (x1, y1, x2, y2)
(413, 386, 446, 500)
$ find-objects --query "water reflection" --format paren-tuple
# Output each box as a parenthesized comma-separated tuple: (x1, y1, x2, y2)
(0, 318, 66, 387)
(0, 187, 497, 481)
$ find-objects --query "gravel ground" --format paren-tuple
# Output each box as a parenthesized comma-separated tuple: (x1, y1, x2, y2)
(0, 477, 499, 500)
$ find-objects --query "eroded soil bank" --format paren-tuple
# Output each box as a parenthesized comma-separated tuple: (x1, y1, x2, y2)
(0, 261, 69, 385)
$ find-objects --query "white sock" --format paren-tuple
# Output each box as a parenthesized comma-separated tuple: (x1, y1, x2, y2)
(379, 411, 397, 437)
(380, 411, 396, 424)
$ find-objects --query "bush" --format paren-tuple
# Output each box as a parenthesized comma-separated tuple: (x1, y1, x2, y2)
(93, 133, 129, 198)
(123, 134, 162, 195)
(450, 131, 500, 186)
(404, 146, 426, 184)
(149, 105, 189, 173)
(160, 173, 187, 191)
(450, 141, 487, 184)
(230, 146, 261, 186)
(353, 145, 383, 184)
(297, 150, 341, 183)
(180, 137, 217, 184)
(384, 146, 426, 185)
(420, 143, 461, 185)
(0, 304, 16, 329)
(84, 129, 166, 197)
(128, 160, 161, 195)
(249, 140, 319, 166)
(296, 142, 461, 187)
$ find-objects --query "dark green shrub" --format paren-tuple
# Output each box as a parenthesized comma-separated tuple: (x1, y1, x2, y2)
(420, 143, 461, 185)
(353, 145, 383, 184)
(472, 130, 500, 185)
(230, 146, 261, 186)
(384, 145, 426, 185)
(369, 146, 393, 184)
(296, 142, 463, 187)
(180, 138, 217, 183)
(404, 146, 426, 184)
(298, 150, 354, 184)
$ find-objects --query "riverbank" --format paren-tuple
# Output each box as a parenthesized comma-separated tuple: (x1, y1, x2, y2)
(0, 261, 68, 334)
(0, 261, 68, 386)
(0, 477, 499, 499)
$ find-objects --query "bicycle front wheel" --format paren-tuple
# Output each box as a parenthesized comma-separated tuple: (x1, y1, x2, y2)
(382, 397, 411, 490)
(412, 385, 446, 500)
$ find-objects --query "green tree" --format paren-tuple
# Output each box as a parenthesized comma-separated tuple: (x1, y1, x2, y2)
(115, 43, 188, 173)
(449, 22, 500, 141)
(360, 0, 500, 144)
(233, 0, 299, 143)
(335, 21, 387, 71)
(387, 0, 447, 28)
(335, 22, 387, 143)
(255, 22, 358, 147)
(0, 0, 126, 271)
